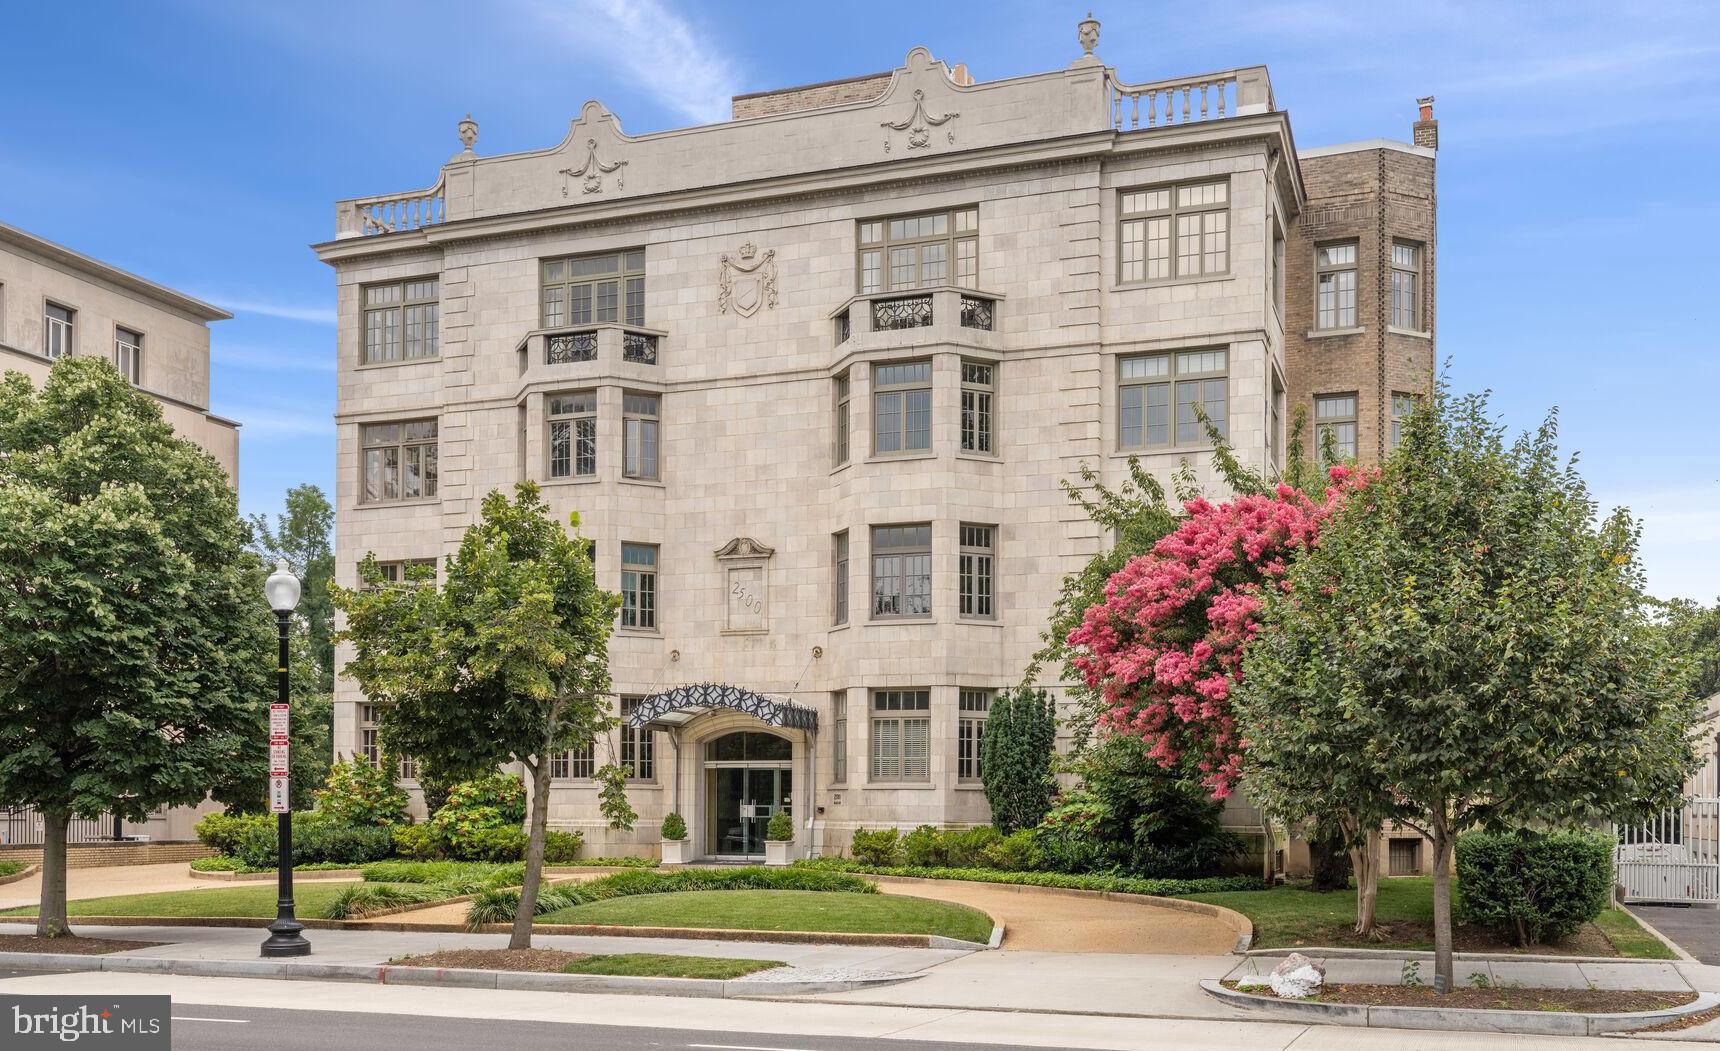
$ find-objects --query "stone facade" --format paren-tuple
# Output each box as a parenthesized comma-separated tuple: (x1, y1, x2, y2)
(0, 220, 240, 844)
(319, 25, 1435, 861)
(0, 221, 239, 476)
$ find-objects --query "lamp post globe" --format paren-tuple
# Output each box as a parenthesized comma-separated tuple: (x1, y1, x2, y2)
(260, 560, 310, 958)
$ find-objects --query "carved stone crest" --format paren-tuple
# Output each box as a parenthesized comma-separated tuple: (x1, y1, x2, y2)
(717, 242, 778, 318)
(881, 89, 960, 152)
(559, 138, 627, 197)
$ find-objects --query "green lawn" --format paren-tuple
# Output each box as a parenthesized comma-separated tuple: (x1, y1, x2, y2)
(537, 889, 994, 944)
(0, 861, 25, 879)
(0, 882, 428, 920)
(1189, 877, 1669, 958)
(562, 953, 783, 979)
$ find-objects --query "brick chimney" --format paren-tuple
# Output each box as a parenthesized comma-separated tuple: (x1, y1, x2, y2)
(1413, 96, 1438, 150)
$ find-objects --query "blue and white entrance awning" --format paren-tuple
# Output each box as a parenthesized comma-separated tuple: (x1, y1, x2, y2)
(628, 682, 818, 732)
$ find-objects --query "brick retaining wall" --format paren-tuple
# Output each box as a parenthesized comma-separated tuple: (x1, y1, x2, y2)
(0, 841, 212, 869)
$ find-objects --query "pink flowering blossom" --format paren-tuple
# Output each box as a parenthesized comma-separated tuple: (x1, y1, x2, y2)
(1068, 470, 1361, 797)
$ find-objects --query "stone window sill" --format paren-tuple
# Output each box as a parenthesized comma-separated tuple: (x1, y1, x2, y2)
(616, 628, 662, 639)
(1110, 271, 1233, 292)
(865, 451, 936, 465)
(356, 496, 441, 510)
(1109, 442, 1219, 459)
(619, 476, 665, 488)
(957, 617, 1004, 628)
(355, 355, 440, 372)
(866, 782, 935, 790)
(866, 617, 937, 627)
(540, 475, 600, 486)
(1388, 325, 1432, 339)
(955, 452, 1000, 464)
(1306, 326, 1365, 340)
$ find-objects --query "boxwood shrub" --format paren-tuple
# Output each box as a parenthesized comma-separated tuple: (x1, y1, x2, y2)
(469, 865, 876, 928)
(1456, 830, 1614, 945)
(794, 856, 1265, 897)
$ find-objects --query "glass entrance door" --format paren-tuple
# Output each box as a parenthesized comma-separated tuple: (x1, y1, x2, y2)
(706, 766, 791, 857)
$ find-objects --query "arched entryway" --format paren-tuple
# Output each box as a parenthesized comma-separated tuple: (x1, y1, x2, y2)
(703, 731, 792, 858)
(628, 683, 818, 861)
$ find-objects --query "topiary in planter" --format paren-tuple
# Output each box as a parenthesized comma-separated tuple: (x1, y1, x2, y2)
(660, 812, 687, 841)
(766, 810, 794, 842)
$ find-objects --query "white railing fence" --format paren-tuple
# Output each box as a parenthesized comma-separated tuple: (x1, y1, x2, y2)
(1616, 749, 1720, 905)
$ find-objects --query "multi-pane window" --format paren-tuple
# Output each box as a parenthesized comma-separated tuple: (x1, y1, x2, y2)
(1391, 242, 1422, 329)
(871, 690, 931, 781)
(548, 391, 597, 478)
(959, 524, 995, 619)
(1119, 181, 1228, 282)
(358, 704, 379, 769)
(398, 754, 416, 780)
(622, 393, 659, 480)
(960, 361, 994, 454)
(619, 697, 654, 780)
(832, 531, 849, 626)
(1316, 242, 1358, 329)
(541, 250, 645, 328)
(1315, 394, 1359, 462)
(362, 278, 438, 364)
(360, 419, 438, 503)
(857, 208, 978, 293)
(551, 743, 595, 779)
(1118, 350, 1228, 449)
(958, 689, 991, 782)
(1270, 378, 1285, 471)
(620, 542, 657, 630)
(871, 524, 932, 620)
(832, 692, 848, 783)
(114, 327, 142, 385)
(369, 558, 437, 587)
(1391, 392, 1419, 447)
(834, 373, 851, 466)
(872, 360, 931, 455)
(43, 303, 73, 359)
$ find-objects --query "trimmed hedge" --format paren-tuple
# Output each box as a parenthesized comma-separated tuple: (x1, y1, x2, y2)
(794, 857, 1266, 897)
(469, 865, 876, 928)
(0, 861, 24, 879)
(1457, 830, 1614, 945)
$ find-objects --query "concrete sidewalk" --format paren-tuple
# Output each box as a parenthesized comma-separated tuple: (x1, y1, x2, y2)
(0, 921, 968, 974)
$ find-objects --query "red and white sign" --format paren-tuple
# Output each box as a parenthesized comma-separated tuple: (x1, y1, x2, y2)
(269, 775, 290, 814)
(269, 743, 290, 775)
(269, 704, 290, 739)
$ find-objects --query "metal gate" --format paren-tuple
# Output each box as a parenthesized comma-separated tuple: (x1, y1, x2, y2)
(0, 807, 121, 847)
(1617, 751, 1720, 905)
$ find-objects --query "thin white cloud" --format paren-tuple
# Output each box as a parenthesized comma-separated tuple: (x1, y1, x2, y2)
(213, 345, 337, 373)
(193, 295, 337, 326)
(517, 0, 741, 126)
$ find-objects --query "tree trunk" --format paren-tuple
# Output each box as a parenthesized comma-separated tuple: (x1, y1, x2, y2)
(1430, 810, 1454, 994)
(1351, 829, 1380, 938)
(510, 755, 553, 951)
(37, 808, 71, 939)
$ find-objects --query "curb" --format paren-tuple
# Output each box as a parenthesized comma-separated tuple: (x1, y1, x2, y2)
(1200, 979, 1720, 1036)
(0, 950, 920, 998)
(0, 915, 990, 950)
(1243, 945, 1685, 965)
(862, 874, 1253, 953)
(0, 864, 39, 889)
(1621, 908, 1700, 965)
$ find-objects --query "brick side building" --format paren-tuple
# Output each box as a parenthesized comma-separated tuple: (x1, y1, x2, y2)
(317, 18, 1436, 864)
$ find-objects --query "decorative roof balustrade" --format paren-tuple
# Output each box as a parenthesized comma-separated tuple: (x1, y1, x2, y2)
(1108, 65, 1274, 130)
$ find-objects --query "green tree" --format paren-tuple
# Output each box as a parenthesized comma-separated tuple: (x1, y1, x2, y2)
(1663, 597, 1720, 702)
(248, 484, 335, 693)
(980, 687, 1059, 833)
(334, 483, 617, 949)
(1236, 389, 1700, 992)
(0, 358, 271, 937)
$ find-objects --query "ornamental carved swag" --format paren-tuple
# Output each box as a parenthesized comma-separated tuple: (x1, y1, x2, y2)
(718, 242, 779, 317)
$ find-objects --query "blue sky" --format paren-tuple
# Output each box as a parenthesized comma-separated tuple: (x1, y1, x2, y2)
(4, 1, 1717, 601)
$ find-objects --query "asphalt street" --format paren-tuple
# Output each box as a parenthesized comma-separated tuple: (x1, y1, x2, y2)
(146, 1003, 1108, 1051)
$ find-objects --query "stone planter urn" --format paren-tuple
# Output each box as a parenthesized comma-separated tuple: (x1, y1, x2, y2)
(661, 838, 688, 865)
(764, 839, 794, 867)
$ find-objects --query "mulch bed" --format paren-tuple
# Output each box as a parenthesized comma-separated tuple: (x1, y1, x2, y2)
(1226, 980, 1695, 1013)
(1285, 920, 1619, 957)
(0, 934, 162, 955)
(388, 948, 590, 973)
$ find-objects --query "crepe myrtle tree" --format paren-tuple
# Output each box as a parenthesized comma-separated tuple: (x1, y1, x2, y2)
(0, 358, 271, 937)
(335, 482, 620, 949)
(1235, 388, 1701, 993)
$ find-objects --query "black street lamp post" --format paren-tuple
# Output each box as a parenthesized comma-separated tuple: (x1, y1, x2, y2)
(260, 560, 311, 958)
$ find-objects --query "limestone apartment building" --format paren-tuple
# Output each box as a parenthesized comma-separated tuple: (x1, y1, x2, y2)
(0, 220, 238, 848)
(319, 19, 1437, 863)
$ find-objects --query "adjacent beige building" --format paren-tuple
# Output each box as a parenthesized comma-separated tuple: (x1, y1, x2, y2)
(319, 18, 1437, 862)
(0, 219, 239, 847)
